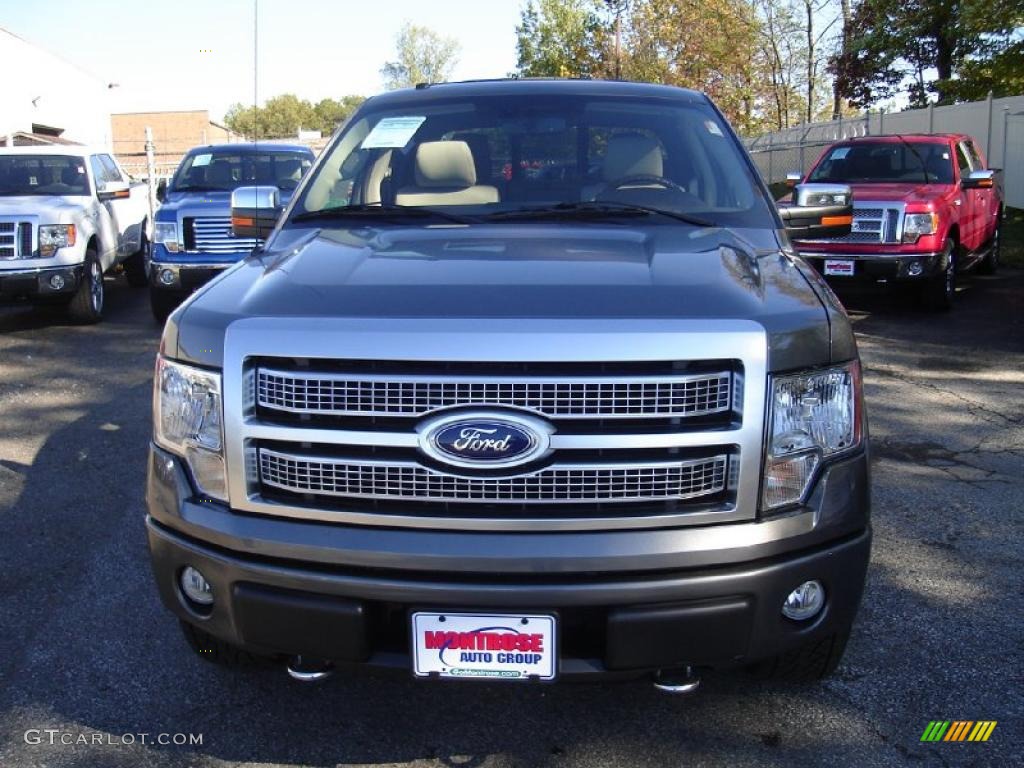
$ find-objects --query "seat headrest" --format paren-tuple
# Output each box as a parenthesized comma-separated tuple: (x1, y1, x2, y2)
(603, 134, 663, 181)
(414, 141, 477, 188)
(207, 160, 233, 185)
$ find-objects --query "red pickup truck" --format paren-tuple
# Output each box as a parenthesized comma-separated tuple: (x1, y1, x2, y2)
(787, 134, 1002, 310)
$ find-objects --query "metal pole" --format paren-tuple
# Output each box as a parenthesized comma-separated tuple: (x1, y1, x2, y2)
(145, 127, 157, 230)
(879, 108, 885, 134)
(928, 103, 934, 133)
(985, 91, 994, 159)
(864, 109, 870, 136)
(1002, 108, 1009, 170)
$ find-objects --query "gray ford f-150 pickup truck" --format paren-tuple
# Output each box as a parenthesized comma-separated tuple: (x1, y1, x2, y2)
(147, 79, 870, 691)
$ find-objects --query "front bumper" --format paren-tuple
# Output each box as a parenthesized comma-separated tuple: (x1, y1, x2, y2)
(149, 242, 243, 293)
(147, 444, 872, 679)
(798, 250, 945, 284)
(0, 264, 83, 299)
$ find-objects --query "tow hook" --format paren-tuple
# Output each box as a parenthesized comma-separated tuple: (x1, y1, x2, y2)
(653, 666, 701, 694)
(286, 655, 335, 682)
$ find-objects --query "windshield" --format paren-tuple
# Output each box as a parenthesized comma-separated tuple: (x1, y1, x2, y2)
(171, 150, 313, 192)
(294, 93, 774, 228)
(807, 142, 954, 184)
(0, 155, 89, 196)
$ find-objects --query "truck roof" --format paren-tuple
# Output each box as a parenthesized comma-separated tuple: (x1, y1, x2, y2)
(0, 144, 114, 157)
(368, 77, 707, 108)
(185, 142, 314, 155)
(843, 133, 974, 144)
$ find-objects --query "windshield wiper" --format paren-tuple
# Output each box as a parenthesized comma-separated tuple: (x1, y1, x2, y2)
(291, 203, 475, 225)
(895, 135, 930, 184)
(485, 201, 716, 227)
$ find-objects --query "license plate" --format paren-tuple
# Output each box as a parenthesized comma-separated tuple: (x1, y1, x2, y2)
(824, 259, 855, 276)
(411, 612, 557, 681)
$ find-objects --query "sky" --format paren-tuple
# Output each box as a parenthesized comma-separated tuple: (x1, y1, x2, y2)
(0, 0, 522, 121)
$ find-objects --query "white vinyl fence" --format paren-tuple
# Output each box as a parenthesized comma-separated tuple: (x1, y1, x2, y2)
(744, 93, 1024, 208)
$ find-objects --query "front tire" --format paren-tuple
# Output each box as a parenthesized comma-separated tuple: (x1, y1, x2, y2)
(124, 231, 149, 287)
(921, 239, 956, 312)
(976, 213, 1001, 275)
(179, 621, 265, 668)
(748, 628, 852, 682)
(150, 285, 183, 324)
(67, 249, 104, 324)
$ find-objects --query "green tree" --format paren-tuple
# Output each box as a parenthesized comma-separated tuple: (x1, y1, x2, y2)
(381, 23, 461, 89)
(831, 0, 1024, 106)
(312, 96, 366, 135)
(515, 0, 611, 78)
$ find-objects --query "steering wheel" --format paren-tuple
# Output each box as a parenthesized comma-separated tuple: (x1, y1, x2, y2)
(601, 174, 688, 195)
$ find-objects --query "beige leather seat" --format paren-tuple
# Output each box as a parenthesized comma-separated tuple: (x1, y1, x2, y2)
(583, 134, 666, 200)
(396, 141, 499, 206)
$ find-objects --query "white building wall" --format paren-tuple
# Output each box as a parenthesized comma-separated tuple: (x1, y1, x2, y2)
(0, 27, 112, 146)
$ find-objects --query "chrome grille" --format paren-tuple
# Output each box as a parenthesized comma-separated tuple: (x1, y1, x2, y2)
(259, 448, 729, 504)
(0, 223, 13, 259)
(256, 368, 733, 420)
(821, 205, 902, 244)
(189, 216, 261, 255)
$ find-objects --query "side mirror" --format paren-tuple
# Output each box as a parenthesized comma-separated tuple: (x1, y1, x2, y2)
(97, 180, 131, 202)
(231, 185, 281, 239)
(156, 179, 167, 203)
(961, 169, 994, 189)
(778, 183, 853, 240)
(785, 172, 802, 188)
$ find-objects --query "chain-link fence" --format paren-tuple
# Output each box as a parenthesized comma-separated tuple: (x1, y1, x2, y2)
(744, 94, 1024, 208)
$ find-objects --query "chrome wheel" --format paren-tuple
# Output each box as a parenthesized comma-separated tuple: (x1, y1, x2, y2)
(89, 259, 104, 314)
(944, 250, 955, 300)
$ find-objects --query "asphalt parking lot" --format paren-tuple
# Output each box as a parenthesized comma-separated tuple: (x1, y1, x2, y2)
(0, 269, 1021, 768)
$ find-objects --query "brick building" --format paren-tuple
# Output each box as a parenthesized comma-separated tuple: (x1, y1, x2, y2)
(111, 110, 241, 178)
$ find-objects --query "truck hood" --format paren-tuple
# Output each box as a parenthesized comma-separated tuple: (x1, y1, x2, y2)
(157, 189, 296, 219)
(169, 223, 839, 371)
(849, 182, 955, 205)
(0, 195, 87, 221)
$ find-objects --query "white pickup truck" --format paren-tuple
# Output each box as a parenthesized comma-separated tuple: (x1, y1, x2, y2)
(0, 145, 150, 323)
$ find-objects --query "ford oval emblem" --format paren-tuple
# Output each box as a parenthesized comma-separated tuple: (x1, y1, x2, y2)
(417, 411, 553, 470)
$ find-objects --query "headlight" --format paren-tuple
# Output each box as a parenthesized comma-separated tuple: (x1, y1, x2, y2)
(154, 357, 227, 500)
(902, 212, 938, 243)
(39, 224, 76, 257)
(763, 361, 862, 510)
(153, 221, 179, 253)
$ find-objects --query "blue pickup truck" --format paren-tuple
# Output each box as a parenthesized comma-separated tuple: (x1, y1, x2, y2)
(149, 143, 315, 321)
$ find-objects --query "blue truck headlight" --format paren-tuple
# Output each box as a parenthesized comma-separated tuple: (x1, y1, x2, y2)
(763, 361, 863, 510)
(39, 224, 76, 257)
(154, 357, 226, 500)
(153, 221, 180, 253)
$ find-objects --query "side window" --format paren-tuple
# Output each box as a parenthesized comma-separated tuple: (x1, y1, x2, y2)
(966, 141, 984, 170)
(100, 154, 124, 185)
(89, 156, 107, 191)
(955, 144, 972, 177)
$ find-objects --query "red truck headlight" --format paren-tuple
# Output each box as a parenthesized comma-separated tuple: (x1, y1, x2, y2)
(902, 212, 939, 244)
(763, 361, 863, 510)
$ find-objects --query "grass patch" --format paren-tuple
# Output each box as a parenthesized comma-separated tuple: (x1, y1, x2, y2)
(1002, 207, 1024, 268)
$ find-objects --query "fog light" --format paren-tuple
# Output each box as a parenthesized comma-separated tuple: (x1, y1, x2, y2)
(159, 268, 176, 286)
(907, 261, 924, 277)
(782, 580, 824, 621)
(49, 274, 66, 290)
(180, 566, 213, 605)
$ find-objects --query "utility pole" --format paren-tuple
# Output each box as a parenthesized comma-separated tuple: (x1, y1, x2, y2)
(144, 126, 157, 230)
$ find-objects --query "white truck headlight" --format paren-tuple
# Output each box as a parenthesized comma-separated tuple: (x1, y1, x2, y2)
(39, 224, 76, 257)
(153, 221, 180, 253)
(763, 361, 862, 510)
(902, 212, 938, 243)
(154, 357, 227, 500)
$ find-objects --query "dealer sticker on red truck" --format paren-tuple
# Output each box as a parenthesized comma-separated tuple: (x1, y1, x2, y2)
(824, 259, 855, 276)
(411, 612, 557, 681)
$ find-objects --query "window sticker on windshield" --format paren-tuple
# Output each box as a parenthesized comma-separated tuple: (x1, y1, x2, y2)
(192, 153, 212, 167)
(830, 147, 850, 160)
(361, 116, 426, 149)
(704, 120, 724, 137)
